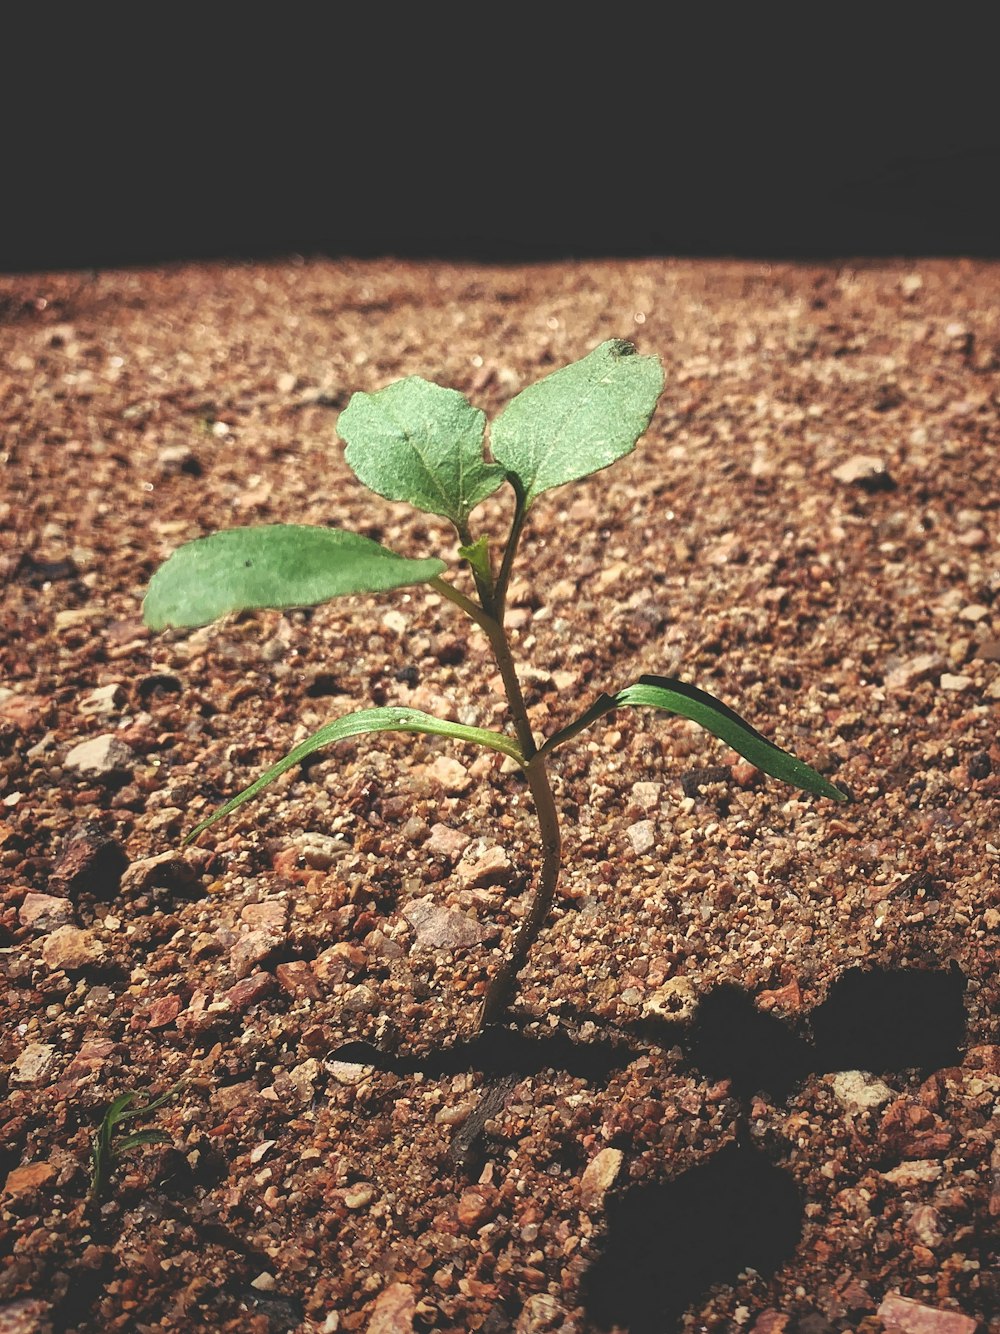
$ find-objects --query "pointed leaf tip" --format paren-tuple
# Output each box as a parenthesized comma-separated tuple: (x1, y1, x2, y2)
(540, 675, 847, 803)
(184, 706, 524, 842)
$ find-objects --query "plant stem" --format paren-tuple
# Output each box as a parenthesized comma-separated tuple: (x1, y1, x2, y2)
(440, 522, 563, 1027)
(494, 483, 527, 618)
(468, 588, 563, 1027)
(478, 751, 561, 1027)
(430, 577, 494, 635)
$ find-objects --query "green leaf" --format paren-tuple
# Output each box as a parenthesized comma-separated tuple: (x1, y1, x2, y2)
(185, 706, 525, 842)
(143, 525, 446, 630)
(538, 674, 847, 802)
(490, 339, 664, 508)
(117, 1131, 171, 1155)
(339, 377, 506, 527)
(458, 535, 492, 583)
(102, 1093, 139, 1131)
(114, 1083, 184, 1122)
(90, 1086, 180, 1201)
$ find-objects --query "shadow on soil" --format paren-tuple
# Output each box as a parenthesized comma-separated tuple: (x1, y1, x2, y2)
(582, 1140, 803, 1334)
(345, 964, 966, 1093)
(582, 965, 966, 1331)
(356, 966, 964, 1331)
(659, 964, 967, 1101)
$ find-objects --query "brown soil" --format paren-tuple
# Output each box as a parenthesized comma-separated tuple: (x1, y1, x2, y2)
(0, 257, 997, 1334)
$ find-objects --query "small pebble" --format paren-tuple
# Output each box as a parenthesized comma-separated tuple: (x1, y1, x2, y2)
(580, 1147, 623, 1209)
(64, 734, 136, 779)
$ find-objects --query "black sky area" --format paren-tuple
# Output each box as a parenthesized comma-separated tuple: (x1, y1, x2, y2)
(4, 28, 997, 272)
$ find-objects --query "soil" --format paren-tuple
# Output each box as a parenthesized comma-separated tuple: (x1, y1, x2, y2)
(0, 256, 997, 1334)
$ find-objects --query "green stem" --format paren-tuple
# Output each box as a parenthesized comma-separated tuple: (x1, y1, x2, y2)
(430, 576, 494, 635)
(468, 595, 561, 1025)
(438, 521, 562, 1027)
(494, 481, 528, 618)
(478, 752, 561, 1027)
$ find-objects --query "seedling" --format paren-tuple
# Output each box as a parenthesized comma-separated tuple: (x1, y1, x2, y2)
(89, 1083, 182, 1202)
(144, 340, 847, 1026)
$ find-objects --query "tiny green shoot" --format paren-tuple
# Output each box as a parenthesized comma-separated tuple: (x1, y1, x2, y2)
(89, 1083, 182, 1203)
(143, 339, 847, 1027)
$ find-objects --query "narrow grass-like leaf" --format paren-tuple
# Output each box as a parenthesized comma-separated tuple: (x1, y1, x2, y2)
(117, 1131, 171, 1154)
(490, 340, 664, 508)
(339, 377, 506, 526)
(143, 524, 446, 630)
(114, 1084, 184, 1121)
(538, 674, 846, 801)
(185, 706, 525, 843)
(89, 1084, 181, 1202)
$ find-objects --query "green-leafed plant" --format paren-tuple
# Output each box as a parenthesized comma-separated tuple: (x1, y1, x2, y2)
(89, 1084, 182, 1202)
(144, 340, 847, 1026)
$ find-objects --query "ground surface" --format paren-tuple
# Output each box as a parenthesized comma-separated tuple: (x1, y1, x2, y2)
(0, 257, 997, 1334)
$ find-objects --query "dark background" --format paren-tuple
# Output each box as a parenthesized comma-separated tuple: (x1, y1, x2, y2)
(5, 23, 997, 272)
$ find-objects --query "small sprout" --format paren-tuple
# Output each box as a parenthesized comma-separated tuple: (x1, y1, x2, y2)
(89, 1083, 182, 1203)
(144, 340, 848, 1027)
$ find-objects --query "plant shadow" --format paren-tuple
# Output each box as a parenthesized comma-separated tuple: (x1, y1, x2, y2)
(581, 1140, 803, 1334)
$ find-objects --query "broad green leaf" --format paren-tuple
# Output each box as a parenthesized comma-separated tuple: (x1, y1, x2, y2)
(185, 706, 525, 842)
(538, 674, 847, 802)
(490, 340, 664, 508)
(339, 377, 506, 526)
(143, 524, 446, 630)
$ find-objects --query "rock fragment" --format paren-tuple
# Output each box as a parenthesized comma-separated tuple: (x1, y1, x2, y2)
(0, 692, 51, 731)
(11, 1043, 58, 1086)
(456, 844, 512, 886)
(756, 979, 803, 1013)
(403, 896, 497, 950)
(425, 823, 471, 860)
(231, 928, 282, 978)
(147, 995, 181, 1028)
(457, 1185, 499, 1228)
(830, 454, 893, 488)
(49, 821, 128, 898)
(79, 683, 126, 717)
(366, 1282, 415, 1334)
(642, 974, 698, 1021)
(0, 1297, 54, 1333)
(516, 1294, 567, 1333)
(884, 654, 946, 693)
(830, 1070, 895, 1113)
(938, 673, 972, 692)
(2, 1162, 56, 1199)
(626, 819, 656, 855)
(276, 960, 323, 999)
(225, 971, 277, 1012)
(907, 1204, 945, 1247)
(120, 850, 202, 898)
(343, 1182, 374, 1210)
(630, 781, 661, 809)
(580, 1147, 623, 1209)
(64, 734, 136, 780)
(877, 1294, 976, 1334)
(40, 925, 107, 972)
(426, 755, 471, 795)
(19, 892, 76, 931)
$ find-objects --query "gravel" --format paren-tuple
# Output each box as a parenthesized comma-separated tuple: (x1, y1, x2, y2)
(0, 256, 996, 1333)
